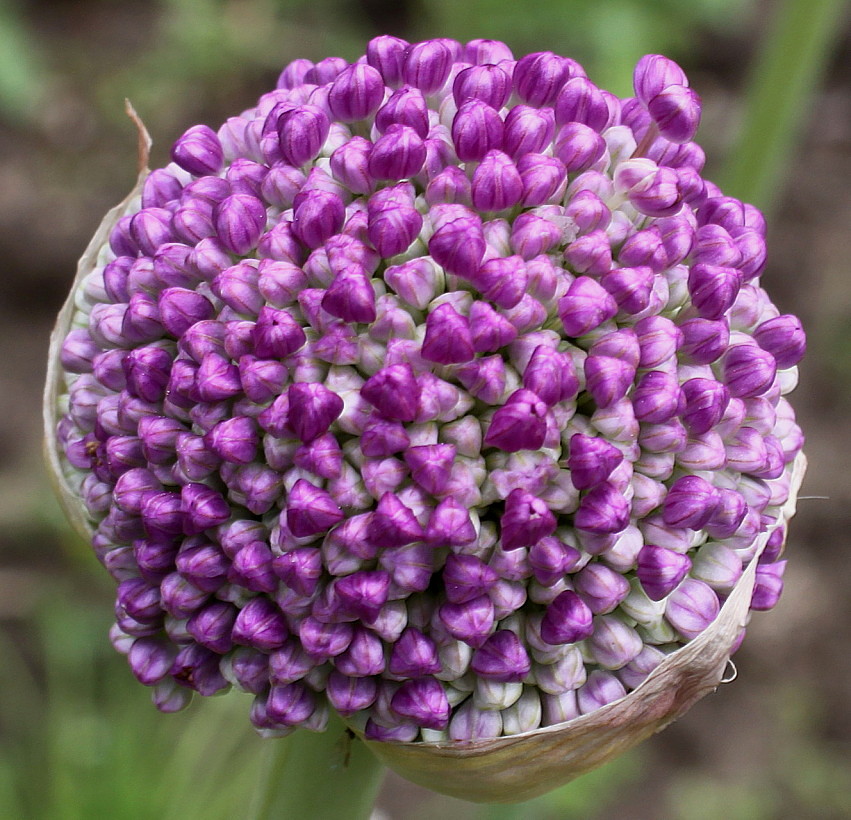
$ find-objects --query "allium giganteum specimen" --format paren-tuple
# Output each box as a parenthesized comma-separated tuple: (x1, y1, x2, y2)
(46, 38, 806, 800)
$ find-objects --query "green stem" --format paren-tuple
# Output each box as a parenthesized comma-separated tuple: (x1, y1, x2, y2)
(250, 716, 385, 820)
(718, 0, 849, 215)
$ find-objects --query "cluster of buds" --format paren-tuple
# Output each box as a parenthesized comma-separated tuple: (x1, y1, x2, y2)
(48, 37, 804, 764)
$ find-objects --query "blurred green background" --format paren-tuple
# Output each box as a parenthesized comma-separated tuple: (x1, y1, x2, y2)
(1, 0, 850, 817)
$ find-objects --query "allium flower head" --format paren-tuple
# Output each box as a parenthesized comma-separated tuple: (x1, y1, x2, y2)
(46, 40, 806, 802)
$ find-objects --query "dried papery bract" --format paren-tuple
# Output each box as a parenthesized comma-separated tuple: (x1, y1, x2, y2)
(46, 41, 806, 803)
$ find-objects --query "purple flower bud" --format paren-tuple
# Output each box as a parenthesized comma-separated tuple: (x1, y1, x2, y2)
(750, 560, 786, 611)
(680, 377, 730, 435)
(471, 629, 531, 682)
(327, 63, 385, 122)
(631, 371, 682, 424)
(361, 363, 420, 422)
(402, 40, 453, 94)
(513, 51, 573, 106)
(171, 124, 224, 176)
(554, 122, 606, 173)
(438, 594, 495, 647)
(633, 315, 682, 369)
(563, 229, 611, 277)
(635, 544, 690, 600)
(679, 317, 730, 364)
(326, 671, 378, 716)
(425, 166, 473, 207)
(214, 194, 266, 256)
(401, 443, 454, 496)
(128, 637, 177, 685)
(158, 287, 214, 338)
(266, 682, 316, 726)
(633, 54, 689, 106)
(109, 215, 138, 257)
(471, 150, 523, 211)
(180, 483, 231, 535)
(418, 303, 474, 365)
(120, 345, 170, 403)
(452, 100, 504, 162)
(276, 104, 330, 166)
(334, 627, 385, 677)
(577, 670, 626, 714)
(588, 329, 640, 371)
(366, 35, 409, 86)
(754, 314, 806, 369)
(292, 190, 345, 249)
(694, 224, 742, 268)
(424, 496, 478, 548)
(158, 569, 208, 619)
(375, 86, 429, 138)
(205, 417, 258, 465)
(484, 389, 548, 453)
(472, 254, 527, 309)
(186, 601, 237, 654)
(687, 263, 741, 320)
(584, 354, 635, 408)
(503, 105, 555, 160)
(368, 124, 426, 181)
(565, 433, 621, 491)
(466, 300, 516, 353)
(332, 570, 391, 623)
(602, 265, 655, 315)
(500, 488, 556, 551)
(440, 554, 497, 605)
(367, 194, 423, 259)
(647, 84, 701, 143)
(521, 345, 579, 406)
(662, 474, 719, 529)
(142, 168, 183, 209)
(564, 190, 610, 236)
(453, 64, 511, 109)
(268, 638, 314, 685)
(428, 207, 486, 278)
(170, 643, 229, 696)
(541, 590, 594, 646)
(559, 276, 618, 337)
(272, 547, 322, 597)
(320, 266, 376, 324)
(389, 628, 441, 677)
(232, 596, 289, 650)
(528, 537, 580, 586)
(368, 491, 424, 548)
(226, 158, 268, 198)
(299, 617, 353, 660)
(391, 677, 450, 730)
(286, 382, 344, 443)
(227, 539, 277, 592)
(574, 481, 630, 534)
(286, 478, 344, 537)
(665, 578, 719, 639)
(516, 154, 567, 208)
(721, 343, 777, 398)
(575, 563, 631, 615)
(586, 615, 643, 669)
(250, 306, 305, 358)
(555, 77, 609, 131)
(129, 208, 174, 256)
(138, 416, 185, 465)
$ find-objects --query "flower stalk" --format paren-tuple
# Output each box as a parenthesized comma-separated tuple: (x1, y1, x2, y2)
(251, 714, 385, 820)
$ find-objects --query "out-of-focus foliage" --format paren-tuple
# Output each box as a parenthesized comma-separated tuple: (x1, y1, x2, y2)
(0, 577, 266, 820)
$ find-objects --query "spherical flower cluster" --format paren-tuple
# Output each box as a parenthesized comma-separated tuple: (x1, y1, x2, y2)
(48, 37, 805, 752)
